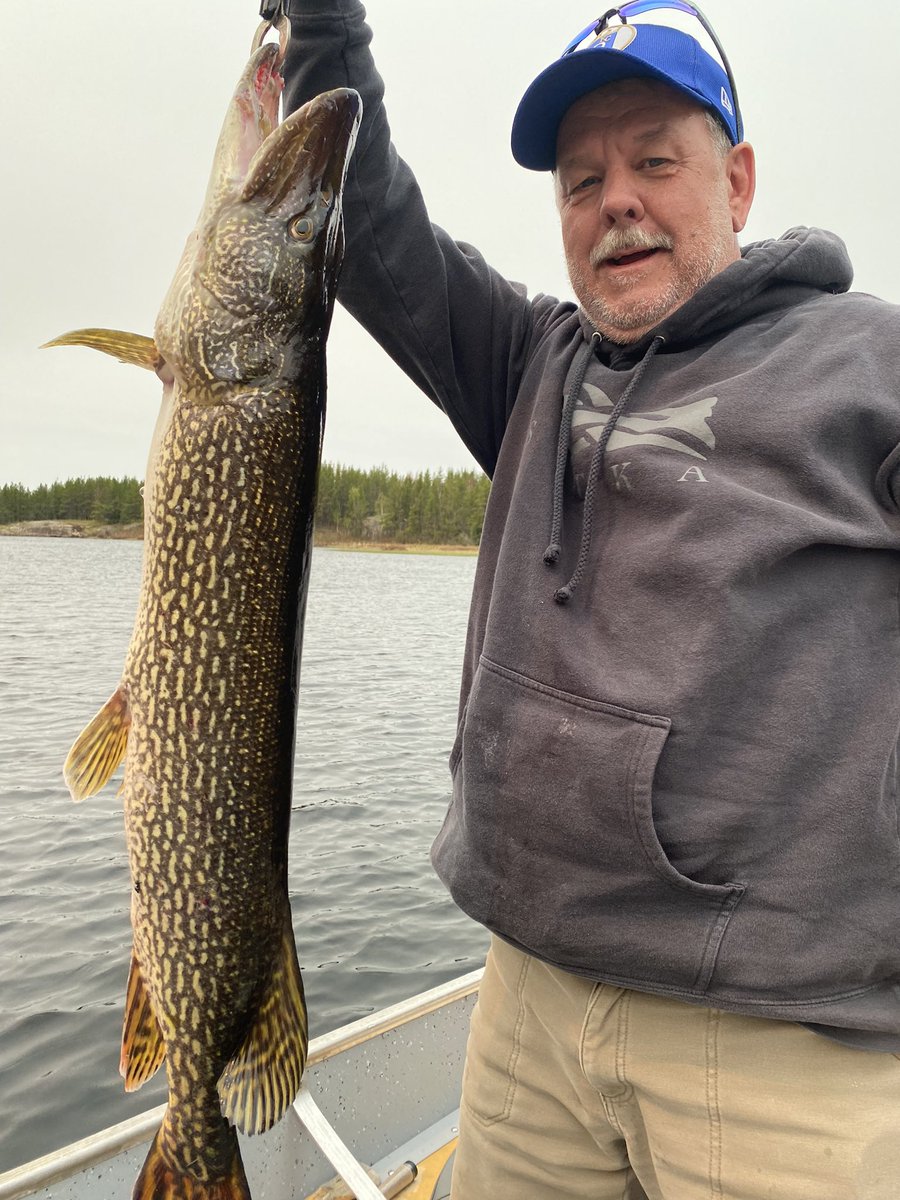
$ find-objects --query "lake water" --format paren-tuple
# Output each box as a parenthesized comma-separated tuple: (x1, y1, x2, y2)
(0, 537, 488, 1173)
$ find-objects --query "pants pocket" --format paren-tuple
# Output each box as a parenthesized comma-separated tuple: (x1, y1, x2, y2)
(461, 939, 531, 1125)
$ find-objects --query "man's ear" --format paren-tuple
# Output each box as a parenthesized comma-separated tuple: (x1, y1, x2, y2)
(726, 142, 756, 233)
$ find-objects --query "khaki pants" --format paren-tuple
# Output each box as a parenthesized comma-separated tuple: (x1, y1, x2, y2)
(452, 937, 900, 1200)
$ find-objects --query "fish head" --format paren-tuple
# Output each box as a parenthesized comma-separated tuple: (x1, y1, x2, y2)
(212, 86, 362, 351)
(155, 53, 361, 390)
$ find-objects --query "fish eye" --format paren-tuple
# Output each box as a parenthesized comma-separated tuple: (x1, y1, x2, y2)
(289, 215, 315, 242)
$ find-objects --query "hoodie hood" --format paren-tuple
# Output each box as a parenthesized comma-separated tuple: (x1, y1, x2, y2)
(579, 227, 855, 368)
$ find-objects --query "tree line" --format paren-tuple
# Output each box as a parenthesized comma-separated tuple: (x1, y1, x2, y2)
(0, 477, 143, 526)
(316, 464, 489, 544)
(0, 464, 491, 545)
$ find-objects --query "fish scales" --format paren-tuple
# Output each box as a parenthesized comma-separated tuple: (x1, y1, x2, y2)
(127, 399, 306, 1161)
(48, 20, 361, 1200)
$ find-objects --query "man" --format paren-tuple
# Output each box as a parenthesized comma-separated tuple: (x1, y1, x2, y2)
(281, 4, 900, 1196)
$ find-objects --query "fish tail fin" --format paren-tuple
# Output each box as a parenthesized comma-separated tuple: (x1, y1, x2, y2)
(217, 898, 307, 1134)
(132, 1121, 251, 1200)
(64, 685, 131, 802)
(41, 328, 164, 373)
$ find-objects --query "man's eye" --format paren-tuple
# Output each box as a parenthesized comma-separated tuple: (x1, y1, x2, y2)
(572, 176, 600, 193)
(644, 157, 668, 168)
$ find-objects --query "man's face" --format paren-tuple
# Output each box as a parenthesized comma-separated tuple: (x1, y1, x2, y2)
(555, 80, 753, 343)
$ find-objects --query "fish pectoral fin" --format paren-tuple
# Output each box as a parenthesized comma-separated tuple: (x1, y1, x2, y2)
(217, 901, 308, 1135)
(41, 328, 167, 376)
(63, 685, 131, 802)
(120, 951, 166, 1091)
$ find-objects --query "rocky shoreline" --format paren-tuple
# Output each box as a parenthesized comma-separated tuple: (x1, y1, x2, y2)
(0, 519, 142, 539)
(0, 520, 477, 555)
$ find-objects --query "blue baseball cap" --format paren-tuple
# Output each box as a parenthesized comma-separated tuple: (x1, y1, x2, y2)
(511, 21, 740, 172)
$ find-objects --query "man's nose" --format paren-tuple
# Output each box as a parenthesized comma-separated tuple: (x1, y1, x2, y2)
(599, 167, 645, 226)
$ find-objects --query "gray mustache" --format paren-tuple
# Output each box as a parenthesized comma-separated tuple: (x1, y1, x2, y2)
(590, 228, 674, 267)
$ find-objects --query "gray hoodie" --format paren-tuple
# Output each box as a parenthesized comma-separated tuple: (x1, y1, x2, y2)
(284, 1, 900, 1043)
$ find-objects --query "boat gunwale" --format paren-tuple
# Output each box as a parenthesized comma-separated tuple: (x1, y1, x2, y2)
(0, 969, 482, 1200)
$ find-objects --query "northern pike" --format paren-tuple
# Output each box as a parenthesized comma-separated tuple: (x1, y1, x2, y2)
(46, 17, 361, 1199)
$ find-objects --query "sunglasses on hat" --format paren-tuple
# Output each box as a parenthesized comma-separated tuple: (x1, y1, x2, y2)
(562, 2, 743, 141)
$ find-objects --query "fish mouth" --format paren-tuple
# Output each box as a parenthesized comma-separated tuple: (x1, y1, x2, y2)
(241, 88, 362, 214)
(237, 41, 282, 110)
(230, 43, 285, 179)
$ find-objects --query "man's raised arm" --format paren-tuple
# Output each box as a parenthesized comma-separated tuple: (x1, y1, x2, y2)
(279, 0, 558, 477)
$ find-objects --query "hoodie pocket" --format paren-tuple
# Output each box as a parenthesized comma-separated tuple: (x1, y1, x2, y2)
(433, 657, 744, 995)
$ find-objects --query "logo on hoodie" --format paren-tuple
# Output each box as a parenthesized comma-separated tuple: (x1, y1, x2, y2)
(570, 382, 718, 496)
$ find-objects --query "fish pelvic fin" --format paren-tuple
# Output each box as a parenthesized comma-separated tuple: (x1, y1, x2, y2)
(121, 950, 166, 1091)
(132, 1123, 250, 1200)
(41, 328, 164, 373)
(64, 685, 131, 802)
(217, 900, 308, 1135)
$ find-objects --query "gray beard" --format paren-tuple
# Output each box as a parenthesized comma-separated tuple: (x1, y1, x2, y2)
(568, 229, 735, 344)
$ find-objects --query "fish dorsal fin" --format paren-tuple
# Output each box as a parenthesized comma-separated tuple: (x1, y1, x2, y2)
(63, 686, 131, 802)
(120, 951, 166, 1091)
(217, 900, 308, 1134)
(41, 329, 166, 374)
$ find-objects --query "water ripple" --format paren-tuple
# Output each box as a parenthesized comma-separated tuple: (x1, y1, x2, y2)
(0, 538, 488, 1172)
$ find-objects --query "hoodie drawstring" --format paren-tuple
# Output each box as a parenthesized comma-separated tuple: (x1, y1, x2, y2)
(542, 335, 598, 567)
(549, 333, 666, 605)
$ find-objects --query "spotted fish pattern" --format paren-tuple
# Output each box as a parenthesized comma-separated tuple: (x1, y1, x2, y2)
(48, 27, 361, 1200)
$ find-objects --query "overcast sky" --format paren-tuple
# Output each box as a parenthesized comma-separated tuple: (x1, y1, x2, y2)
(2, 1, 897, 489)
